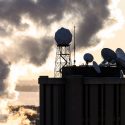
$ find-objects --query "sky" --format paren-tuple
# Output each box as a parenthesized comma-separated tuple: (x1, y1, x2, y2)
(92, 0, 125, 62)
(0, 0, 125, 117)
(108, 1, 125, 49)
(0, 0, 125, 84)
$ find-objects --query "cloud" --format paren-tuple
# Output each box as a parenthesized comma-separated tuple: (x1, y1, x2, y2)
(0, 0, 119, 66)
(18, 37, 53, 66)
(0, 37, 53, 66)
(0, 0, 110, 39)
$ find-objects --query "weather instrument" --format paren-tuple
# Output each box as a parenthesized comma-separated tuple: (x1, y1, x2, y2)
(116, 48, 125, 56)
(54, 27, 72, 77)
(101, 48, 117, 65)
(116, 48, 125, 61)
(116, 48, 125, 68)
(83, 53, 94, 65)
(55, 27, 72, 46)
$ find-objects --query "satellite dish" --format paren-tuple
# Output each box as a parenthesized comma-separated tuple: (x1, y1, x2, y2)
(116, 48, 125, 67)
(83, 53, 94, 65)
(116, 48, 124, 55)
(101, 48, 117, 63)
(116, 48, 125, 60)
(93, 61, 101, 73)
(55, 27, 72, 46)
(116, 55, 125, 67)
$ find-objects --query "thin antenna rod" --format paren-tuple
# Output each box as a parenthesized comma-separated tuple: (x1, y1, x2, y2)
(74, 26, 76, 65)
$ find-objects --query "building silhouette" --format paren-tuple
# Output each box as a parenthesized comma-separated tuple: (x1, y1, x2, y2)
(38, 66, 125, 125)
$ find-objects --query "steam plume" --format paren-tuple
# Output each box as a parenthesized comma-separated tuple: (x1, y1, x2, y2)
(0, 59, 10, 122)
(0, 59, 19, 122)
(0, 59, 10, 94)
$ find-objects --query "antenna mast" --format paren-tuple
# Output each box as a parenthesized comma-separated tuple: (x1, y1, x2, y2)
(74, 26, 76, 65)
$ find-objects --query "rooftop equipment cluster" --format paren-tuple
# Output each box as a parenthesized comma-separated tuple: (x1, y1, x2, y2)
(54, 27, 125, 77)
(83, 48, 125, 76)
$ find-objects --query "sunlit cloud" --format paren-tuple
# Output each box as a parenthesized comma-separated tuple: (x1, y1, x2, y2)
(0, 0, 123, 83)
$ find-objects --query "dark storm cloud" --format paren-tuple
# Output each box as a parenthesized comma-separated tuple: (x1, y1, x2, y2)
(76, 0, 109, 47)
(0, 27, 10, 36)
(1, 37, 53, 66)
(0, 0, 68, 26)
(0, 0, 110, 41)
(18, 37, 53, 66)
(0, 0, 110, 65)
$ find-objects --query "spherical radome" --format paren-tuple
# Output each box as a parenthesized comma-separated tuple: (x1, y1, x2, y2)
(55, 27, 72, 46)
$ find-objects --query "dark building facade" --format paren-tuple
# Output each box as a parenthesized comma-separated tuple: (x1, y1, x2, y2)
(38, 66, 125, 125)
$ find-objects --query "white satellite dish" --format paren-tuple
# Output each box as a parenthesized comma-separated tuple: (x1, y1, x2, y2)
(83, 53, 94, 65)
(101, 48, 117, 64)
(93, 61, 101, 73)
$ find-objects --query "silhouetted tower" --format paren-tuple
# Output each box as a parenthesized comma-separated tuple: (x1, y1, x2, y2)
(54, 27, 72, 77)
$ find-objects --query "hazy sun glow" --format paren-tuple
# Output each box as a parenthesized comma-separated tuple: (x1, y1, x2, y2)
(98, 0, 124, 39)
(9, 64, 29, 83)
(18, 16, 43, 38)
